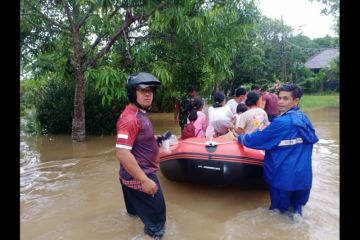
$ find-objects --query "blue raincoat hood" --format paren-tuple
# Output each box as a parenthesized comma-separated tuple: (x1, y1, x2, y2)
(284, 107, 319, 144)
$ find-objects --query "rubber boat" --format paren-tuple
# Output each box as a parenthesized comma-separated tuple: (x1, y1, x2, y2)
(159, 137, 269, 190)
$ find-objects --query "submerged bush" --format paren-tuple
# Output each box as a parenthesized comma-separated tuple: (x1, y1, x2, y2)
(23, 77, 128, 135)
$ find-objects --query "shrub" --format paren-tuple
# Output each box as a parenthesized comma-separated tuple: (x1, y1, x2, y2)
(23, 77, 128, 135)
(240, 83, 252, 92)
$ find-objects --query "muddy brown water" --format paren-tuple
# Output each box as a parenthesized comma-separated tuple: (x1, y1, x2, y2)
(20, 107, 339, 240)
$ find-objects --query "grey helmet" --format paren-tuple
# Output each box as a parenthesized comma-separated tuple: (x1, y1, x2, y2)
(125, 72, 161, 111)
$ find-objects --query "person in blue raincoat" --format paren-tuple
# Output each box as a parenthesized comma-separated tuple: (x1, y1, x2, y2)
(238, 84, 319, 215)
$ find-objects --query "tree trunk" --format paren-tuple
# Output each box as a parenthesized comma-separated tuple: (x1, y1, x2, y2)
(229, 75, 237, 96)
(213, 79, 217, 95)
(71, 30, 86, 142)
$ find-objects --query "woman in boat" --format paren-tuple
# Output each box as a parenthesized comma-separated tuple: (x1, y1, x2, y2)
(187, 98, 207, 137)
(206, 91, 235, 138)
(235, 90, 269, 135)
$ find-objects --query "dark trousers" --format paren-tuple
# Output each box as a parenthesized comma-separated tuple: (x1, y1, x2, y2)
(269, 185, 311, 215)
(268, 114, 278, 122)
(120, 174, 166, 238)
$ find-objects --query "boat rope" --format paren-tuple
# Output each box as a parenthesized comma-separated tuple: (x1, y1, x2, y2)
(178, 137, 238, 146)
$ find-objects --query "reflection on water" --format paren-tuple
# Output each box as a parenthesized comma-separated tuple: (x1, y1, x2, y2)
(20, 108, 339, 239)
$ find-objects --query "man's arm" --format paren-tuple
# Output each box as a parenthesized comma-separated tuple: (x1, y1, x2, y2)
(116, 148, 158, 195)
(238, 118, 289, 150)
(261, 96, 266, 110)
(235, 127, 244, 135)
(257, 95, 262, 108)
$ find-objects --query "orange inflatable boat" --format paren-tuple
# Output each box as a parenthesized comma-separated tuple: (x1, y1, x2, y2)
(159, 137, 269, 190)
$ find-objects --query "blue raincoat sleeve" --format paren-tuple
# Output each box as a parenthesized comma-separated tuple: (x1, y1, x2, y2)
(238, 117, 290, 150)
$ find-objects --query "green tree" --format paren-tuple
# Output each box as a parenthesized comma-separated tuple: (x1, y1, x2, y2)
(305, 69, 327, 93)
(21, 0, 261, 140)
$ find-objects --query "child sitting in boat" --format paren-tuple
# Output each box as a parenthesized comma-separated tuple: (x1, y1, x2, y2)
(187, 98, 207, 137)
(234, 103, 248, 137)
(212, 120, 236, 139)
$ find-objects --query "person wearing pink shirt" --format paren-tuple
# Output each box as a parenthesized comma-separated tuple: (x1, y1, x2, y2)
(187, 98, 207, 137)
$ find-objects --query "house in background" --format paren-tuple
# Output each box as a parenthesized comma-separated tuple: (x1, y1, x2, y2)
(303, 48, 339, 90)
(304, 48, 339, 74)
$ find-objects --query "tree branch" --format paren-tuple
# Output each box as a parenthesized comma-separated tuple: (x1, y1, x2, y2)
(83, 32, 107, 68)
(108, 5, 123, 19)
(20, 13, 39, 16)
(125, 23, 148, 33)
(24, 17, 72, 36)
(189, 0, 206, 17)
(86, 2, 168, 68)
(123, 31, 132, 61)
(76, 4, 93, 31)
(108, 4, 147, 19)
(23, 0, 71, 31)
(62, 0, 75, 31)
(127, 35, 176, 42)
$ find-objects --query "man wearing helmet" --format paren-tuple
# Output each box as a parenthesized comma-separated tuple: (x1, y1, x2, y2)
(116, 72, 166, 239)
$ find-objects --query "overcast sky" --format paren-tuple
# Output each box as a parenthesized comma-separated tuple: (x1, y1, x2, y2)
(258, 0, 336, 39)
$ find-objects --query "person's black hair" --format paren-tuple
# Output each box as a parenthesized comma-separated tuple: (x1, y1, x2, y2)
(235, 87, 247, 97)
(245, 90, 260, 107)
(213, 91, 226, 108)
(186, 85, 196, 93)
(188, 98, 204, 122)
(260, 88, 266, 92)
(251, 84, 261, 90)
(236, 103, 248, 114)
(278, 83, 304, 100)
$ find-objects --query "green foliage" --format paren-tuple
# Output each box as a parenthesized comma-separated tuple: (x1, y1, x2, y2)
(22, 106, 42, 135)
(20, 0, 340, 136)
(22, 77, 128, 135)
(85, 66, 127, 106)
(298, 78, 318, 94)
(255, 79, 270, 89)
(302, 69, 327, 93)
(240, 83, 252, 92)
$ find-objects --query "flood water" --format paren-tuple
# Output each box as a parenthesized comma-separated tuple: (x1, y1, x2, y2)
(20, 107, 339, 240)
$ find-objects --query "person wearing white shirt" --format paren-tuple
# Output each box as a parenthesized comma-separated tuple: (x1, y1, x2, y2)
(206, 92, 235, 138)
(225, 87, 248, 115)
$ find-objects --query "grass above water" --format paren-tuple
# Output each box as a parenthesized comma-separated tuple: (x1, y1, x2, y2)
(298, 94, 339, 110)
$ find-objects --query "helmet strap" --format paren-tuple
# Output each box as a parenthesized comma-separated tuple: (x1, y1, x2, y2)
(134, 100, 151, 111)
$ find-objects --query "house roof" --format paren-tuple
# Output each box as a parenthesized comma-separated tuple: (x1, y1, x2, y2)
(304, 48, 339, 69)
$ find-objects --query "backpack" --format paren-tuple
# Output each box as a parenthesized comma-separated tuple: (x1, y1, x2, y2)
(181, 122, 200, 139)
